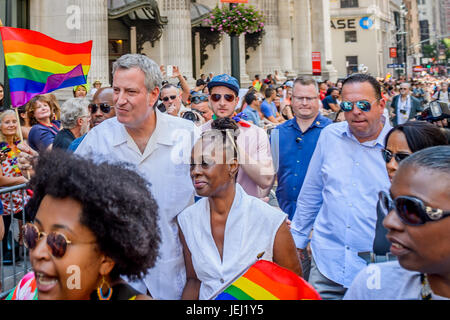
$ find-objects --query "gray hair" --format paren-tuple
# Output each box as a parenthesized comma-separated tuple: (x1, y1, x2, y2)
(60, 98, 90, 129)
(112, 54, 162, 92)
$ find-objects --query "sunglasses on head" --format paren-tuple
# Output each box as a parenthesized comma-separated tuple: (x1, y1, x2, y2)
(191, 95, 208, 104)
(210, 93, 235, 103)
(340, 100, 377, 112)
(378, 191, 450, 226)
(162, 95, 177, 102)
(381, 149, 410, 163)
(89, 103, 112, 114)
(23, 223, 94, 258)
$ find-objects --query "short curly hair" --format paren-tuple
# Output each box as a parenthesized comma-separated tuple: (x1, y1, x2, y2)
(25, 150, 161, 281)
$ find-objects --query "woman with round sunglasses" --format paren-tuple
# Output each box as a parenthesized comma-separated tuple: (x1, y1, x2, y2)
(344, 146, 450, 300)
(6, 150, 160, 300)
(372, 121, 448, 257)
(178, 118, 302, 300)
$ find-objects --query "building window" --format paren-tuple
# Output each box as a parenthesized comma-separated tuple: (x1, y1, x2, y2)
(346, 56, 358, 75)
(345, 30, 357, 43)
(341, 0, 359, 8)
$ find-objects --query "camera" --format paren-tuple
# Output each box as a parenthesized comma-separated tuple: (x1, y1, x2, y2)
(181, 109, 205, 125)
(416, 100, 450, 128)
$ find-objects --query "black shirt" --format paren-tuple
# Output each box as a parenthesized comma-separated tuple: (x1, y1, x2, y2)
(53, 128, 76, 151)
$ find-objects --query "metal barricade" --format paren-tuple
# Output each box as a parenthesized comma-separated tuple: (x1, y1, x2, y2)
(0, 183, 30, 299)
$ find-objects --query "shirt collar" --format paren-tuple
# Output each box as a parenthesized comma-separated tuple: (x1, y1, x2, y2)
(287, 113, 329, 131)
(112, 107, 175, 147)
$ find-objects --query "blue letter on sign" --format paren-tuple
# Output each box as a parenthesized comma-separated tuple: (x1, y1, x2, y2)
(360, 17, 373, 29)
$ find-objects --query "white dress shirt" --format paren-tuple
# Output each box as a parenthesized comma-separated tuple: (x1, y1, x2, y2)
(75, 108, 200, 299)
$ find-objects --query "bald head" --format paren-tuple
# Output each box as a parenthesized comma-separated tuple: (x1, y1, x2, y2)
(90, 87, 115, 127)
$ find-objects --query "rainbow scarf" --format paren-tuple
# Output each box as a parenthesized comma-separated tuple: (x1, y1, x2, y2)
(0, 27, 92, 107)
(215, 260, 321, 300)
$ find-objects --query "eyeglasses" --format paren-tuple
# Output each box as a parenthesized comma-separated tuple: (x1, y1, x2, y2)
(191, 95, 208, 105)
(340, 99, 378, 112)
(381, 149, 411, 163)
(210, 93, 235, 103)
(23, 223, 94, 258)
(378, 191, 450, 226)
(89, 103, 112, 114)
(292, 96, 317, 103)
(162, 95, 178, 102)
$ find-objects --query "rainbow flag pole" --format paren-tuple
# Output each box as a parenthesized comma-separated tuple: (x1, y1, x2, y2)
(208, 252, 265, 300)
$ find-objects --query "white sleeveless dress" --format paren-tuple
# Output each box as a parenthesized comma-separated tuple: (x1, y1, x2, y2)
(177, 184, 287, 300)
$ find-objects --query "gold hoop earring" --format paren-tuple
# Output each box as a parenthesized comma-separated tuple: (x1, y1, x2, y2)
(97, 276, 113, 300)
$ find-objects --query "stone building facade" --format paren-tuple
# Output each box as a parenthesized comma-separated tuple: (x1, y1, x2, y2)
(1, 0, 338, 103)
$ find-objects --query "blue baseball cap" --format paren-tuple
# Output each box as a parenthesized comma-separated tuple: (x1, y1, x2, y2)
(207, 74, 240, 96)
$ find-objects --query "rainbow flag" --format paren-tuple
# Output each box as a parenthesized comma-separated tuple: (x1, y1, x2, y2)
(214, 260, 321, 300)
(0, 26, 92, 107)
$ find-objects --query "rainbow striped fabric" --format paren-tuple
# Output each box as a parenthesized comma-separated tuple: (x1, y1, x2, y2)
(0, 27, 92, 107)
(215, 260, 321, 300)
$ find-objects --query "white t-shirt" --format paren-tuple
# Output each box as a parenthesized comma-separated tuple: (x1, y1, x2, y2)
(75, 109, 200, 300)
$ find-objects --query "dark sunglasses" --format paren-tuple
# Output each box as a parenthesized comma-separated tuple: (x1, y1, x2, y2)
(23, 223, 94, 258)
(381, 149, 410, 163)
(162, 95, 177, 102)
(378, 191, 450, 226)
(89, 103, 112, 114)
(191, 95, 208, 104)
(210, 93, 235, 103)
(340, 100, 377, 112)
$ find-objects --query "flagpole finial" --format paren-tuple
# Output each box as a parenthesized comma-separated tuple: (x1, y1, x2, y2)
(257, 252, 265, 260)
(0, 19, 3, 27)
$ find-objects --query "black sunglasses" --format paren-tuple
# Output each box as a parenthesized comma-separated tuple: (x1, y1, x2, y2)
(89, 103, 112, 114)
(381, 149, 411, 163)
(162, 95, 177, 102)
(210, 93, 235, 103)
(340, 100, 377, 112)
(191, 95, 208, 104)
(378, 191, 450, 226)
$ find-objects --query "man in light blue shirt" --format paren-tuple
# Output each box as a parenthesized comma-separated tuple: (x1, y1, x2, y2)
(242, 92, 263, 127)
(291, 74, 392, 300)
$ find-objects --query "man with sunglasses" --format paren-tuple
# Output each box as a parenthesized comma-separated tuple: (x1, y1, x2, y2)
(391, 82, 422, 126)
(190, 92, 213, 122)
(290, 73, 392, 299)
(159, 84, 188, 117)
(201, 74, 275, 198)
(67, 87, 116, 152)
(344, 146, 450, 300)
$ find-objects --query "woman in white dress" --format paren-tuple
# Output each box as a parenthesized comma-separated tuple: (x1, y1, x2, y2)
(178, 118, 302, 300)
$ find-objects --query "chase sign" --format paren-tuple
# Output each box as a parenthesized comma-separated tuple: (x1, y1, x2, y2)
(331, 17, 374, 30)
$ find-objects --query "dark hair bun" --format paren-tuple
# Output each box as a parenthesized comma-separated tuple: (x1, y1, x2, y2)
(211, 117, 239, 131)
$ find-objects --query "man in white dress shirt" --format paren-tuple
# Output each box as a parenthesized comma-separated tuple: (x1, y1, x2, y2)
(75, 54, 200, 300)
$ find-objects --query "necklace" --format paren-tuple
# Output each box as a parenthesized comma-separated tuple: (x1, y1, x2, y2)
(421, 273, 432, 300)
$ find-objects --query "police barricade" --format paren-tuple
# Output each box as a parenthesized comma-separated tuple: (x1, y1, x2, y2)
(0, 183, 30, 299)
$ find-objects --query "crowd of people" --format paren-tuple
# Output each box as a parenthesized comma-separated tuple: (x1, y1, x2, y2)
(0, 53, 449, 301)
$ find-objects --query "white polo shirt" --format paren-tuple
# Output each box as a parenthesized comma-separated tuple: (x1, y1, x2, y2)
(75, 108, 200, 300)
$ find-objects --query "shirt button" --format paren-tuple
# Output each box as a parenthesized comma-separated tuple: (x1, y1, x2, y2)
(355, 162, 360, 166)
(297, 160, 300, 164)
(349, 203, 353, 207)
(293, 187, 296, 191)
(294, 174, 298, 177)
(346, 246, 350, 250)
(220, 278, 225, 284)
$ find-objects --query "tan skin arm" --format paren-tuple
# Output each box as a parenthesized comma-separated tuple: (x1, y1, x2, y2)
(273, 220, 303, 278)
(237, 144, 275, 193)
(328, 103, 340, 113)
(0, 215, 4, 241)
(179, 224, 201, 300)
